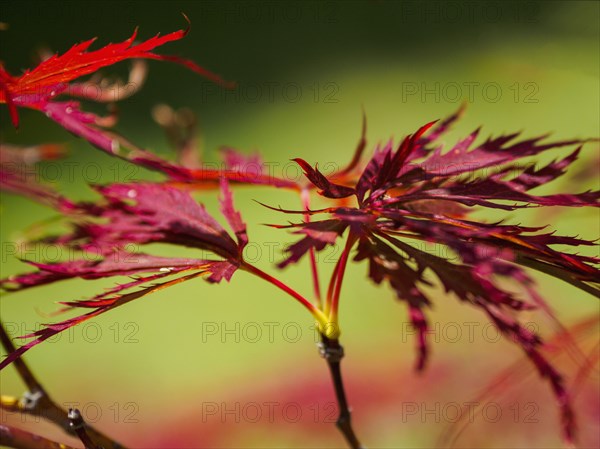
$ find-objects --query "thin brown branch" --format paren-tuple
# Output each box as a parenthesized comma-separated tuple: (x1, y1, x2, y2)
(0, 320, 127, 449)
(68, 408, 100, 449)
(0, 321, 45, 394)
(319, 334, 364, 449)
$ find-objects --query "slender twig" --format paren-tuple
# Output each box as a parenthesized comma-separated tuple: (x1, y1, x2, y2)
(69, 408, 100, 449)
(318, 334, 363, 449)
(0, 321, 45, 394)
(0, 320, 126, 449)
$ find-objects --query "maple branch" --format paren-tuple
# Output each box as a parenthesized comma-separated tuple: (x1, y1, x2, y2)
(69, 408, 100, 449)
(0, 321, 127, 449)
(0, 321, 45, 395)
(318, 335, 363, 449)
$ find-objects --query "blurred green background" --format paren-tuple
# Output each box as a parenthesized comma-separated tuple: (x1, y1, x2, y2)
(1, 1, 598, 448)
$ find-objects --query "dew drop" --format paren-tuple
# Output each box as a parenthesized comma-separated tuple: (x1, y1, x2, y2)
(127, 189, 137, 198)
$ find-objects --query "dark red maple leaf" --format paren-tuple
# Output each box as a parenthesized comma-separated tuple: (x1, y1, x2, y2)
(0, 177, 332, 370)
(0, 179, 245, 367)
(265, 109, 599, 444)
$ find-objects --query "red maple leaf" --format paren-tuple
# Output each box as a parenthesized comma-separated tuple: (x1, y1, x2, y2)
(0, 18, 232, 153)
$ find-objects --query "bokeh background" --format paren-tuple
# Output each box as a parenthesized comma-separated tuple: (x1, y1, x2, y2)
(1, 1, 599, 448)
